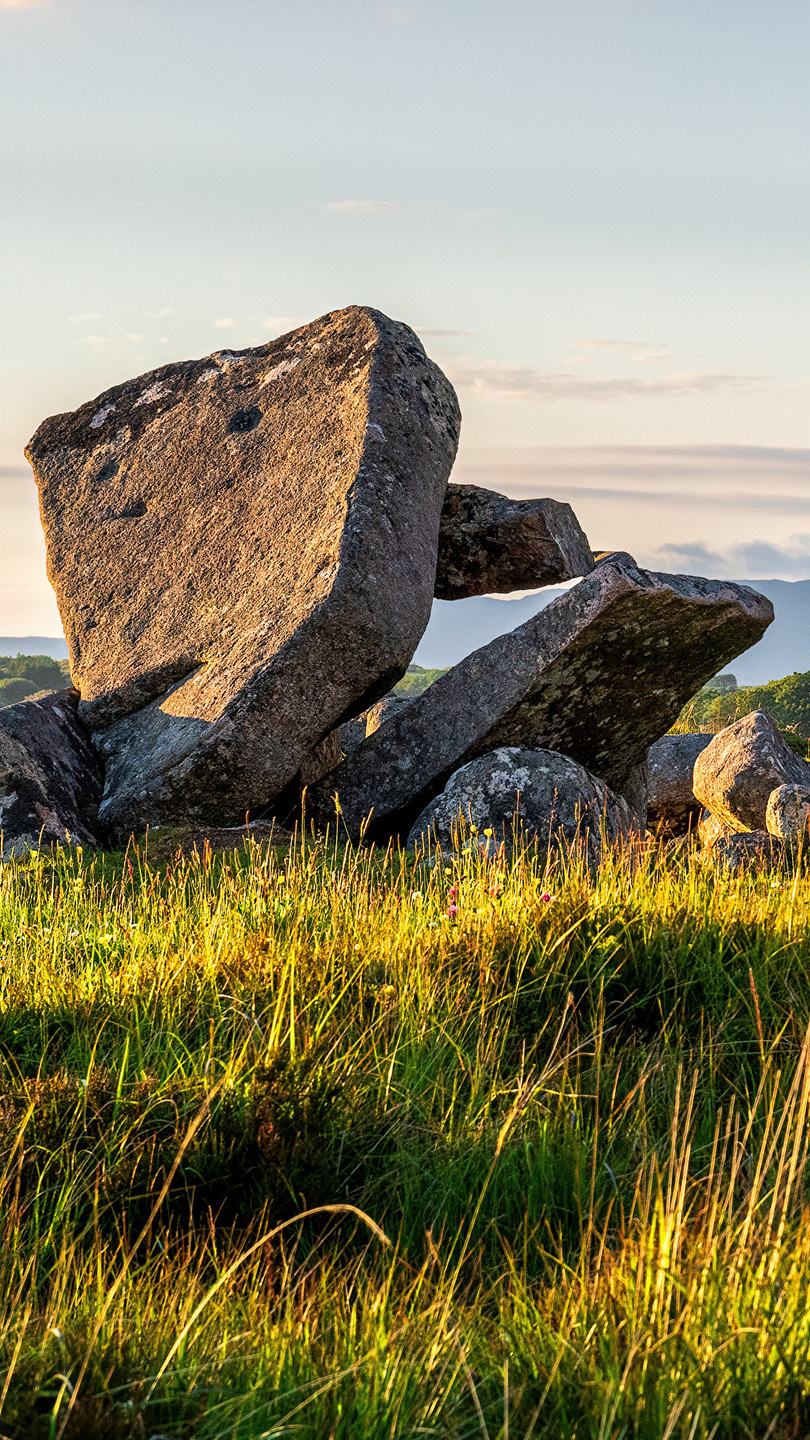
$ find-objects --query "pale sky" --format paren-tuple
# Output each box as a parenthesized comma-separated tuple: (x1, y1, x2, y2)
(2, 0, 809, 632)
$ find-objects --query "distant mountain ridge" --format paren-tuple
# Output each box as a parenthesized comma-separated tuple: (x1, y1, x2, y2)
(3, 576, 808, 689)
(414, 578, 810, 688)
(0, 637, 69, 661)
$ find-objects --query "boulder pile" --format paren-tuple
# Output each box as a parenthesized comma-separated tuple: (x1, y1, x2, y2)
(2, 304, 775, 861)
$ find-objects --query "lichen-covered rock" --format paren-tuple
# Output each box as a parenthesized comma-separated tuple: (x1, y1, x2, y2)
(310, 553, 772, 840)
(435, 485, 593, 599)
(407, 747, 632, 862)
(647, 733, 713, 835)
(693, 710, 810, 833)
(765, 783, 810, 849)
(0, 689, 103, 858)
(27, 307, 460, 840)
(700, 830, 783, 873)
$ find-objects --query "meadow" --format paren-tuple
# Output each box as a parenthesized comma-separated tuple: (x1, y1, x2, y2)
(0, 830, 809, 1439)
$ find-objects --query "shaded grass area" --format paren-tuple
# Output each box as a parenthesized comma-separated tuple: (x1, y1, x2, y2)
(0, 835, 810, 1436)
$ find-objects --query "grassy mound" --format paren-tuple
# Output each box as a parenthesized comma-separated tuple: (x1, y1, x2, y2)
(0, 834, 809, 1436)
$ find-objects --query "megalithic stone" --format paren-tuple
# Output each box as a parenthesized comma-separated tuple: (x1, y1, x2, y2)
(435, 485, 593, 599)
(308, 554, 773, 840)
(26, 307, 460, 839)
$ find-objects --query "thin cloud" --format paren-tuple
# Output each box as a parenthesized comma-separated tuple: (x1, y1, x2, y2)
(77, 332, 146, 351)
(569, 337, 674, 364)
(446, 357, 764, 401)
(263, 315, 304, 333)
(214, 317, 239, 329)
(68, 312, 104, 324)
(378, 4, 416, 22)
(324, 199, 406, 213)
(0, 0, 46, 8)
(417, 327, 479, 339)
(654, 536, 810, 581)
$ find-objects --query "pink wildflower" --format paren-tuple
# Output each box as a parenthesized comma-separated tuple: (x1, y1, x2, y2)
(541, 892, 553, 903)
(447, 903, 458, 919)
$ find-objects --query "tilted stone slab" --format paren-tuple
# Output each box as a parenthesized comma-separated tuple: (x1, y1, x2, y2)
(0, 690, 103, 858)
(27, 307, 460, 839)
(435, 485, 593, 599)
(309, 554, 773, 839)
(693, 709, 810, 832)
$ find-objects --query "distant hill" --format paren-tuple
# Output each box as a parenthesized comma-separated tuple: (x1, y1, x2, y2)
(0, 637, 69, 660)
(413, 578, 810, 688)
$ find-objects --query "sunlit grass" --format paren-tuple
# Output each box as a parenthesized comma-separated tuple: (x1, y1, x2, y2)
(0, 833, 809, 1436)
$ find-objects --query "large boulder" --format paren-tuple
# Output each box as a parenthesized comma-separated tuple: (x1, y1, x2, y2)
(406, 747, 632, 864)
(309, 553, 773, 839)
(27, 307, 460, 839)
(647, 732, 714, 836)
(435, 485, 593, 599)
(0, 690, 103, 858)
(692, 710, 810, 833)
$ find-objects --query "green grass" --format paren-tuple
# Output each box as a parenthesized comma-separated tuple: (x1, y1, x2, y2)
(1, 833, 810, 1437)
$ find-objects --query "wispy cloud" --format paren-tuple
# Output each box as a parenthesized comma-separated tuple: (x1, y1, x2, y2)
(262, 315, 303, 334)
(214, 317, 239, 329)
(568, 337, 675, 364)
(324, 199, 408, 213)
(417, 327, 479, 339)
(0, 0, 46, 8)
(378, 3, 416, 22)
(654, 536, 810, 580)
(77, 332, 146, 351)
(445, 357, 764, 401)
(68, 312, 104, 324)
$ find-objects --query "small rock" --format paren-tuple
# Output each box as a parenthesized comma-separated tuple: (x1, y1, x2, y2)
(693, 710, 810, 833)
(435, 485, 593, 599)
(0, 689, 103, 858)
(365, 693, 411, 736)
(406, 747, 633, 865)
(148, 820, 294, 863)
(765, 783, 810, 849)
(698, 808, 737, 850)
(647, 733, 713, 836)
(700, 830, 783, 874)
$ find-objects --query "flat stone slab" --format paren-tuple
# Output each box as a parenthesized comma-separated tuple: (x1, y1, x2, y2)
(27, 307, 460, 839)
(407, 747, 632, 864)
(693, 709, 810, 832)
(309, 553, 773, 839)
(435, 485, 593, 599)
(0, 689, 103, 858)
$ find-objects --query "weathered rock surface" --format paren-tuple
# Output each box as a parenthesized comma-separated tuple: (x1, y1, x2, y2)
(148, 820, 294, 863)
(692, 710, 810, 833)
(765, 783, 810, 848)
(700, 830, 782, 873)
(697, 809, 736, 850)
(407, 747, 632, 863)
(27, 307, 460, 839)
(364, 693, 411, 736)
(309, 553, 773, 839)
(647, 733, 714, 835)
(0, 690, 103, 858)
(435, 485, 593, 599)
